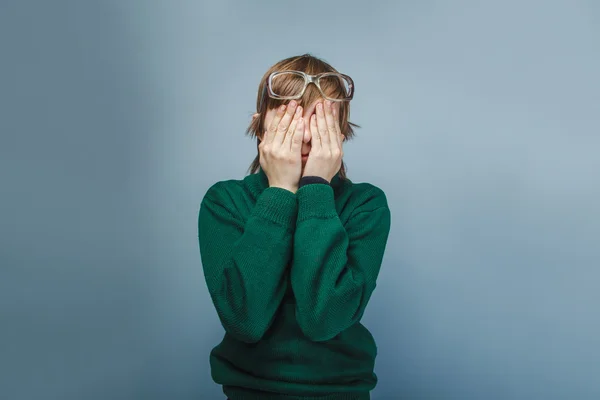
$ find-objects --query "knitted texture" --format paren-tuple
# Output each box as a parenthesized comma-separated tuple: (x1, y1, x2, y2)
(198, 168, 391, 400)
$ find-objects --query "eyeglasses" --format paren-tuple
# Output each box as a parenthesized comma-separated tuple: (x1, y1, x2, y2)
(265, 70, 355, 103)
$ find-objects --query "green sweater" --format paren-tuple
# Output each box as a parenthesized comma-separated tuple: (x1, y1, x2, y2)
(197, 167, 391, 400)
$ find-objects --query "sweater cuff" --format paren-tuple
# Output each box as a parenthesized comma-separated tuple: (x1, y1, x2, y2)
(298, 175, 331, 188)
(296, 183, 338, 222)
(253, 187, 298, 228)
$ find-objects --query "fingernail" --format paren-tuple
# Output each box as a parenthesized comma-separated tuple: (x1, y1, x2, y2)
(317, 103, 322, 110)
(280, 105, 286, 111)
(290, 100, 296, 107)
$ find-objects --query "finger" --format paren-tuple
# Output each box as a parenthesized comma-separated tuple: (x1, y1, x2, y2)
(290, 117, 304, 153)
(285, 114, 300, 149)
(283, 105, 302, 146)
(275, 101, 299, 145)
(324, 100, 338, 148)
(332, 106, 343, 148)
(310, 114, 321, 149)
(266, 104, 287, 144)
(316, 102, 330, 147)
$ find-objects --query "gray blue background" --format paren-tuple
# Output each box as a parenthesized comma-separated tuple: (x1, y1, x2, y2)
(1, 1, 599, 399)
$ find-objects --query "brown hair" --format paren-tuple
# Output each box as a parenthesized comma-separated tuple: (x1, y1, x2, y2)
(245, 54, 359, 180)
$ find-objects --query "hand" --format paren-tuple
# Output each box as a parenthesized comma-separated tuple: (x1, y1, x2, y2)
(302, 100, 344, 182)
(259, 101, 305, 193)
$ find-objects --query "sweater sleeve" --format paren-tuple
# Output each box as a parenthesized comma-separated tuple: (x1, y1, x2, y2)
(290, 183, 391, 342)
(198, 183, 298, 343)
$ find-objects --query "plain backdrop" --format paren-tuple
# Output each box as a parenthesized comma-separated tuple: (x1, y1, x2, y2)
(1, 1, 599, 399)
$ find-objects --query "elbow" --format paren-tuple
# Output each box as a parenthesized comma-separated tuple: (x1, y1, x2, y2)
(296, 312, 340, 342)
(223, 326, 266, 344)
(222, 320, 268, 343)
(212, 293, 278, 343)
(296, 295, 367, 342)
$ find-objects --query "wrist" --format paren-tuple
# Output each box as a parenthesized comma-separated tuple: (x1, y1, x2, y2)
(269, 184, 298, 194)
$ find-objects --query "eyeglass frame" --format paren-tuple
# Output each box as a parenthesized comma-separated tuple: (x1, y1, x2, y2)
(262, 71, 355, 108)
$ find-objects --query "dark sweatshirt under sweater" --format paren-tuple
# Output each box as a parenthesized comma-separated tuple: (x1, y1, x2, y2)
(197, 167, 391, 400)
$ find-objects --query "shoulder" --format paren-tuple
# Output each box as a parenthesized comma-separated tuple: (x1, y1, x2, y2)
(200, 177, 246, 209)
(200, 174, 259, 217)
(340, 179, 389, 214)
(336, 179, 391, 232)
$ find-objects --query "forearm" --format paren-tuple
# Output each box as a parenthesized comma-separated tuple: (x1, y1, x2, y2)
(292, 215, 370, 341)
(199, 186, 297, 342)
(291, 183, 391, 341)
